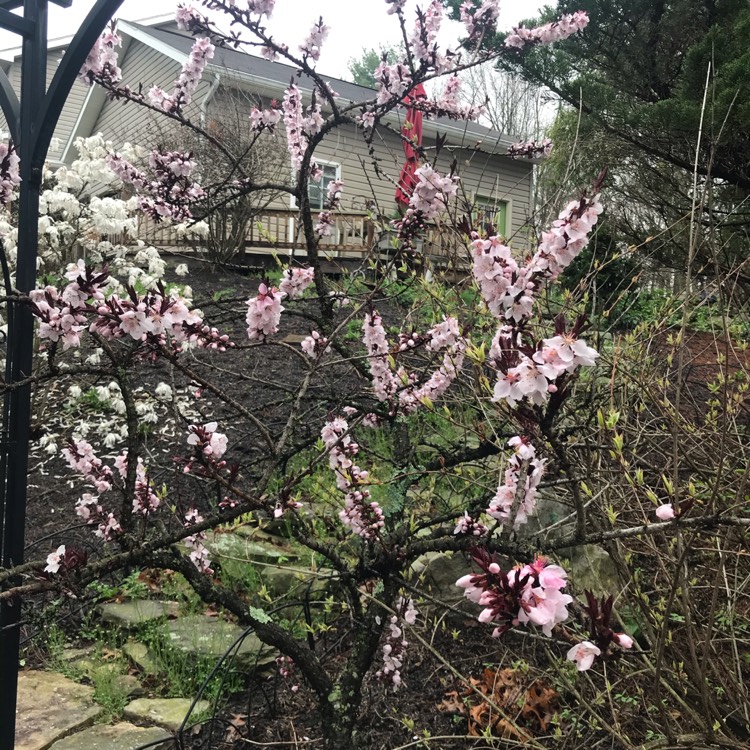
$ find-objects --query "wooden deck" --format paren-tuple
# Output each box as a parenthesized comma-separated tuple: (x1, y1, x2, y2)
(131, 210, 469, 267)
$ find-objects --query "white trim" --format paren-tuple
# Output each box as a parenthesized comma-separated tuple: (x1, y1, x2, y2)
(117, 20, 188, 66)
(60, 84, 95, 164)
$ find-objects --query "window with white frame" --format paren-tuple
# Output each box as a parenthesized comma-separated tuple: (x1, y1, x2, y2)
(308, 162, 340, 210)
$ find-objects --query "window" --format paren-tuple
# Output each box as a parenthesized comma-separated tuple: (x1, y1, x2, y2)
(308, 163, 340, 210)
(474, 197, 508, 236)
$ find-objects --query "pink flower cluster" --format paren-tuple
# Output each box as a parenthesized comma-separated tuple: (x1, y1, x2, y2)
(428, 75, 485, 121)
(175, 4, 206, 33)
(299, 18, 329, 61)
(279, 266, 315, 299)
(248, 0, 275, 16)
(506, 12, 589, 50)
(374, 61, 412, 105)
(301, 330, 330, 358)
(62, 439, 113, 494)
(385, 0, 407, 15)
(453, 512, 488, 536)
(470, 191, 602, 408)
(456, 551, 573, 637)
(245, 267, 314, 341)
(409, 165, 459, 220)
(507, 138, 553, 159)
(79, 27, 122, 86)
(249, 105, 282, 133)
(62, 440, 124, 540)
(362, 312, 465, 414)
(184, 509, 213, 574)
(529, 193, 604, 281)
(278, 83, 327, 170)
(187, 422, 229, 461)
(282, 84, 305, 170)
(409, 0, 443, 68)
(315, 178, 344, 237)
(246, 283, 284, 341)
(321, 418, 385, 540)
(31, 262, 228, 354)
(376, 597, 418, 689)
(460, 0, 500, 42)
(491, 321, 599, 409)
(107, 149, 206, 223)
(0, 142, 19, 206)
(487, 437, 545, 529)
(148, 37, 214, 113)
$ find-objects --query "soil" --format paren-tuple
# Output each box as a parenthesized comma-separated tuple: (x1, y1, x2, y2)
(11, 263, 749, 750)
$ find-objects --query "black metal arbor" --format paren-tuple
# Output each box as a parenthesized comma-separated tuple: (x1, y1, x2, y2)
(0, 1, 124, 746)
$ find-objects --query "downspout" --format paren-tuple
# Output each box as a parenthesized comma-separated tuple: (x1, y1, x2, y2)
(199, 72, 221, 125)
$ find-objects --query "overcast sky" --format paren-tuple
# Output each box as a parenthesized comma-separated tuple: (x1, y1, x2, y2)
(0, 0, 547, 77)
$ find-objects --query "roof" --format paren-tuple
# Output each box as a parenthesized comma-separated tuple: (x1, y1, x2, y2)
(122, 21, 517, 154)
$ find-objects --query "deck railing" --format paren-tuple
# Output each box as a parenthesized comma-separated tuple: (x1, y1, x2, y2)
(124, 209, 469, 265)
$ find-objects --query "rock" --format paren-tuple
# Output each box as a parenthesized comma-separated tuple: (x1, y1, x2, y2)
(204, 530, 302, 596)
(281, 334, 307, 344)
(562, 544, 621, 597)
(411, 551, 470, 605)
(47, 723, 170, 750)
(123, 697, 210, 732)
(15, 671, 101, 750)
(98, 600, 178, 629)
(123, 641, 159, 675)
(166, 615, 276, 670)
(114, 675, 145, 698)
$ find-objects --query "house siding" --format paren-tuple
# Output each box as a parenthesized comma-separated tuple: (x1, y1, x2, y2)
(90, 40, 210, 150)
(0, 49, 91, 164)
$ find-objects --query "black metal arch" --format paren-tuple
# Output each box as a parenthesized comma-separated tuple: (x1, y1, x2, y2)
(0, 2, 125, 748)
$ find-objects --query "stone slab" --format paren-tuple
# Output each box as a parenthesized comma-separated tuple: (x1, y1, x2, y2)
(122, 641, 159, 675)
(123, 697, 210, 732)
(98, 600, 178, 629)
(166, 615, 276, 670)
(15, 671, 101, 750)
(47, 723, 171, 750)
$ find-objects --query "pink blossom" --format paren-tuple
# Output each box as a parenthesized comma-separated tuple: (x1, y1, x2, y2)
(321, 417, 385, 540)
(299, 18, 329, 61)
(567, 640, 601, 671)
(487, 438, 545, 529)
(79, 28, 122, 86)
(282, 84, 305, 171)
(457, 552, 572, 637)
(614, 633, 634, 649)
(45, 545, 66, 574)
(301, 330, 330, 358)
(460, 0, 500, 40)
(279, 266, 315, 299)
(655, 503, 675, 521)
(506, 12, 589, 50)
(376, 597, 418, 689)
(246, 283, 284, 341)
(148, 37, 214, 113)
(453, 512, 487, 536)
(248, 0, 275, 17)
(507, 138, 553, 159)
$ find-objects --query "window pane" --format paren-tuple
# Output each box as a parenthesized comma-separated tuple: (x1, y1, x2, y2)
(308, 164, 339, 210)
(475, 198, 507, 234)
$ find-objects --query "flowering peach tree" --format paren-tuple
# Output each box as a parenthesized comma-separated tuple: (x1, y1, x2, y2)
(1, 1, 747, 747)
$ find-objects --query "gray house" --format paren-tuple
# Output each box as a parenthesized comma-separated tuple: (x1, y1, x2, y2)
(2, 19, 536, 262)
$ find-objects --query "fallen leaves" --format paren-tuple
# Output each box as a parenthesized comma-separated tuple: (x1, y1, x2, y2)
(437, 667, 559, 740)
